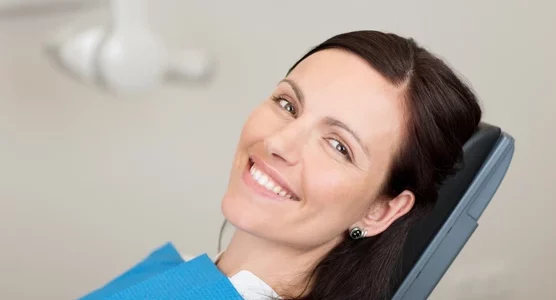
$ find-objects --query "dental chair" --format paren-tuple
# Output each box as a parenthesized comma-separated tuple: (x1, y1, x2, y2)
(391, 123, 515, 299)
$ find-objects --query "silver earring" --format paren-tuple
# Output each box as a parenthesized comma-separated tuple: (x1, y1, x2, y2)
(349, 227, 367, 240)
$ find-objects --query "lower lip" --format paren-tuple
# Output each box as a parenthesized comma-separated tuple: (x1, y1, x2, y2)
(242, 160, 297, 202)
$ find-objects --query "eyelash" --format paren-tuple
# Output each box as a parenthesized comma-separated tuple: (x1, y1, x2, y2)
(326, 138, 353, 162)
(271, 95, 297, 116)
(270, 95, 353, 162)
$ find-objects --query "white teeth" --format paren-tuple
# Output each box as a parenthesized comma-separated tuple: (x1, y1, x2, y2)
(250, 163, 296, 200)
(265, 181, 274, 189)
(257, 174, 269, 185)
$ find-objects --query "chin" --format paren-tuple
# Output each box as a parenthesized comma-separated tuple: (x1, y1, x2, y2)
(221, 186, 281, 242)
(220, 150, 300, 240)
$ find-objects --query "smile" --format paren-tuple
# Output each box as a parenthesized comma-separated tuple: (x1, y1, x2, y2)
(245, 158, 300, 201)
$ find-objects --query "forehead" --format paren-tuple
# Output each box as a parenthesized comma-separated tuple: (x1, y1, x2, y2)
(286, 49, 407, 157)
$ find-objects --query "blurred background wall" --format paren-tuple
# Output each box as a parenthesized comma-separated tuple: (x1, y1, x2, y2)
(0, 1, 554, 299)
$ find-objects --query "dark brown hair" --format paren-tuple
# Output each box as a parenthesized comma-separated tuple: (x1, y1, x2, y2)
(283, 31, 482, 300)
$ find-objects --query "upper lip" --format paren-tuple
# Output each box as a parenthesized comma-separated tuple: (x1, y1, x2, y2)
(249, 156, 300, 200)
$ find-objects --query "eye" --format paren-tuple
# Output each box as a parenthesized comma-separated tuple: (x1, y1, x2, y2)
(327, 138, 352, 161)
(272, 96, 297, 116)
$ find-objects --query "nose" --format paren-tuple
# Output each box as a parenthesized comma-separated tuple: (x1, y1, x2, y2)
(263, 120, 308, 166)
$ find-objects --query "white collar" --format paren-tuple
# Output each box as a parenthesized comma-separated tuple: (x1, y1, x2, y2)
(181, 251, 280, 300)
(227, 269, 280, 299)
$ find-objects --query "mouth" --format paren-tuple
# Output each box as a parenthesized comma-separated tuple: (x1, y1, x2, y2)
(244, 158, 300, 201)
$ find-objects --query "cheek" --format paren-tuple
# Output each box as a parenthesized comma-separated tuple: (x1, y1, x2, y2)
(308, 176, 369, 211)
(301, 159, 375, 225)
(237, 103, 279, 146)
(298, 147, 393, 232)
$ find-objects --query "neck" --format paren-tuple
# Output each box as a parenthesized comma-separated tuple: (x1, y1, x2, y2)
(216, 229, 337, 297)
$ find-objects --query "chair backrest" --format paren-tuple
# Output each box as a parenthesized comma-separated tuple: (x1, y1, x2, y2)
(391, 123, 515, 300)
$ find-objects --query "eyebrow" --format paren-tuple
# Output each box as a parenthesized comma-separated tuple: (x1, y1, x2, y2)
(279, 79, 305, 106)
(324, 116, 370, 157)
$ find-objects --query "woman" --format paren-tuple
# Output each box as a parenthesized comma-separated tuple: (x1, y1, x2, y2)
(83, 30, 481, 300)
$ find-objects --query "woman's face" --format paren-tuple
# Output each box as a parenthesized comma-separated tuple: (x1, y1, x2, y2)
(222, 49, 407, 250)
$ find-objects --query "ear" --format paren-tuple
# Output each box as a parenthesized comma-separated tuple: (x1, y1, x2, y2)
(357, 190, 415, 237)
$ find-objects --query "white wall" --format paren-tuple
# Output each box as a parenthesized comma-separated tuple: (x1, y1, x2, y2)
(0, 1, 554, 299)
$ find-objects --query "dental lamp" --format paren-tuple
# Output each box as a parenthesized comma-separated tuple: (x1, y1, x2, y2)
(45, 0, 214, 93)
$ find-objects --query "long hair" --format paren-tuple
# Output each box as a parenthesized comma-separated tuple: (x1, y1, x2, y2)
(279, 31, 482, 300)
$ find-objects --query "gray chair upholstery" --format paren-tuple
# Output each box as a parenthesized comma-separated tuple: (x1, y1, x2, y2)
(392, 123, 515, 299)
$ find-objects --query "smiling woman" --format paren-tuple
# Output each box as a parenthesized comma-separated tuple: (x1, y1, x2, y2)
(218, 30, 481, 300)
(79, 30, 481, 300)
